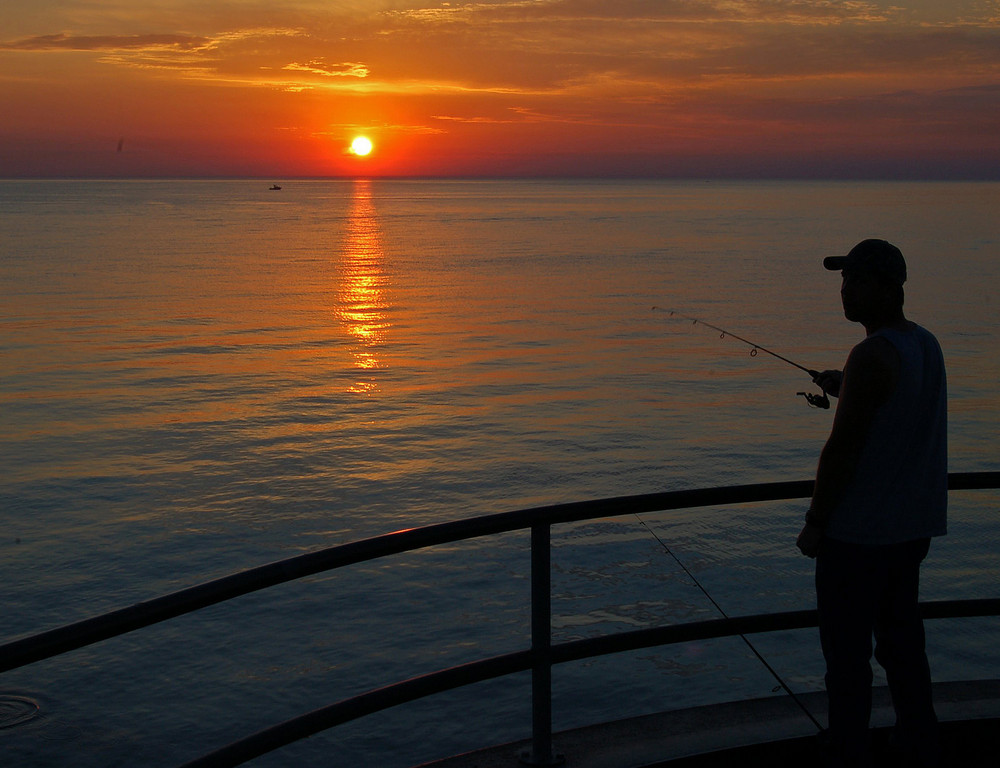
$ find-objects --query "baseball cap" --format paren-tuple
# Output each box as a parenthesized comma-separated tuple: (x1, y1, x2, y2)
(823, 239, 907, 285)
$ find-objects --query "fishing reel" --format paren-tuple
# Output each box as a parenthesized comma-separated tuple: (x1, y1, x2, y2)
(797, 391, 830, 409)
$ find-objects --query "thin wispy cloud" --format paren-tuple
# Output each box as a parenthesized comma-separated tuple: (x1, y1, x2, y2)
(282, 61, 370, 78)
(1, 33, 212, 51)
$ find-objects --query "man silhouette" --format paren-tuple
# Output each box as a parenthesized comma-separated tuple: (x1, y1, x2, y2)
(797, 239, 947, 767)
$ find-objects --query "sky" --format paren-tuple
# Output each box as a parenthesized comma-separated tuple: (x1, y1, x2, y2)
(1, 0, 999, 178)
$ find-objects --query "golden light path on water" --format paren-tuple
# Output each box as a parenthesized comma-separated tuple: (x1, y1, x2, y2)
(337, 180, 389, 394)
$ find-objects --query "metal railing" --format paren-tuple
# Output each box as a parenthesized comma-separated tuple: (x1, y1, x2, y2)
(2, 472, 998, 767)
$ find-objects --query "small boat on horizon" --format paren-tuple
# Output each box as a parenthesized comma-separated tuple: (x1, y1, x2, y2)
(269, 184, 282, 190)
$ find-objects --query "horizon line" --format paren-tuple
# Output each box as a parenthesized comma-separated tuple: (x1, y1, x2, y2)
(3, 173, 1000, 183)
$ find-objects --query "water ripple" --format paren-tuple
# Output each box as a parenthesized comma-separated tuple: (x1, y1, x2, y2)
(0, 695, 41, 730)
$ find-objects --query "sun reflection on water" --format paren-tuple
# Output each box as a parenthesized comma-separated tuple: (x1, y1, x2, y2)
(337, 180, 389, 394)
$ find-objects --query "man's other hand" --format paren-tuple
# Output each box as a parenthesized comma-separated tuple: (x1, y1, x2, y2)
(797, 523, 824, 558)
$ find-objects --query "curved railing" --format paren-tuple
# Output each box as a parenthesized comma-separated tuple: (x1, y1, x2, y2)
(2, 472, 998, 767)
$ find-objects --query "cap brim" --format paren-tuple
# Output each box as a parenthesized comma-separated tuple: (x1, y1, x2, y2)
(823, 256, 849, 271)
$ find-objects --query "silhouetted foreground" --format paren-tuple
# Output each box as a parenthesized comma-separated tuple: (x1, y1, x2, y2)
(655, 718, 1000, 767)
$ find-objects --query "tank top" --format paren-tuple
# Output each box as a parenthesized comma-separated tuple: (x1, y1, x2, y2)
(825, 323, 948, 546)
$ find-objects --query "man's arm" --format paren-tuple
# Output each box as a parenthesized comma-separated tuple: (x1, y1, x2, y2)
(797, 336, 899, 557)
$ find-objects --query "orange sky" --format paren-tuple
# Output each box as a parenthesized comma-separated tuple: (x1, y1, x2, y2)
(2, 1, 999, 178)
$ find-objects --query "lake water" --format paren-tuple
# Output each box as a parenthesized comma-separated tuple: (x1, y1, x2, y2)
(1, 179, 998, 766)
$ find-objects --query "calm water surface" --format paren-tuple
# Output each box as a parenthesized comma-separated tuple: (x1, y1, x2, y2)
(1, 179, 998, 766)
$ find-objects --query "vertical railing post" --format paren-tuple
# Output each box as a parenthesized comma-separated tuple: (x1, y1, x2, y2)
(521, 521, 563, 765)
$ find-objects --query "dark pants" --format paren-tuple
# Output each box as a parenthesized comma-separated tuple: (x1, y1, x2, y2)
(816, 537, 939, 762)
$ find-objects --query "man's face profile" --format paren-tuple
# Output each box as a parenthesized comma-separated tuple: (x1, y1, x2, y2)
(840, 268, 890, 323)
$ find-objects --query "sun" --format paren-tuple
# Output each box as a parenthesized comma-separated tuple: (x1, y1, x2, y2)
(350, 136, 373, 157)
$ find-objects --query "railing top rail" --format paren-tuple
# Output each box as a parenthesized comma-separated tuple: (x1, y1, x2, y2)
(2, 471, 997, 675)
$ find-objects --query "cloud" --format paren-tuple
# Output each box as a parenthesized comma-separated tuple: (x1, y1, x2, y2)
(5, 2, 998, 95)
(0, 33, 211, 52)
(335, 0, 1000, 95)
(385, 0, 896, 26)
(316, 121, 444, 136)
(283, 60, 369, 78)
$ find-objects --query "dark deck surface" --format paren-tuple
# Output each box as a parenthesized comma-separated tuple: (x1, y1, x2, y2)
(650, 717, 1000, 767)
(420, 680, 1000, 768)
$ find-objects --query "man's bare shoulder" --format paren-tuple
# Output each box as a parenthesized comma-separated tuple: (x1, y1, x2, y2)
(845, 334, 899, 401)
(850, 334, 897, 365)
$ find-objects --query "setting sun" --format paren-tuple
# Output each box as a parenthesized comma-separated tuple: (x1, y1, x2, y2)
(350, 136, 373, 157)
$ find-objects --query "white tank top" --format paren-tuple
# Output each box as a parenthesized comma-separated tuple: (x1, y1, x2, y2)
(826, 323, 948, 546)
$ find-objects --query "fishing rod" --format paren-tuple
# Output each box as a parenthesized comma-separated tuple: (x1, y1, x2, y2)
(652, 307, 830, 409)
(634, 514, 826, 733)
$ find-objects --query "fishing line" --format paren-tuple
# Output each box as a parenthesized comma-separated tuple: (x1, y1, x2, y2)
(634, 514, 825, 733)
(651, 307, 830, 408)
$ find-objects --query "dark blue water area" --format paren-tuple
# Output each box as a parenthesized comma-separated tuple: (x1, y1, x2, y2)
(2, 179, 998, 767)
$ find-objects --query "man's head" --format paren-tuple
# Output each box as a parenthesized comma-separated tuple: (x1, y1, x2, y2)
(825, 239, 906, 328)
(824, 239, 907, 287)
